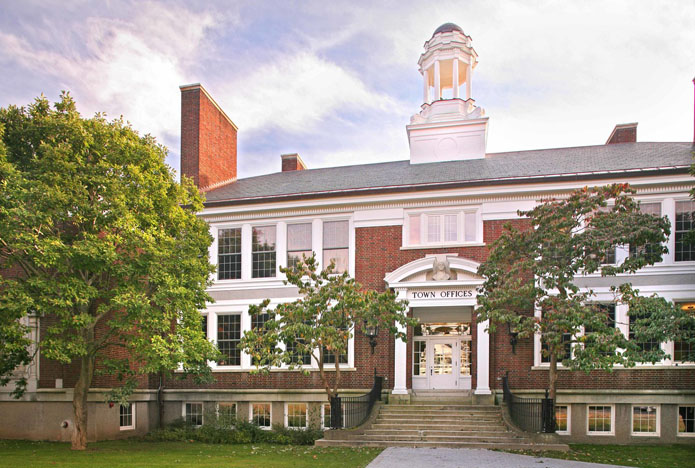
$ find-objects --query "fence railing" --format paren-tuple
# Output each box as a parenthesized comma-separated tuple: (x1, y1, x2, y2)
(329, 373, 383, 429)
(502, 373, 555, 433)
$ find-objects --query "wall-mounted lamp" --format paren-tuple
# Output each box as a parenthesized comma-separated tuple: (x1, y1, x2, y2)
(364, 321, 379, 354)
(508, 323, 519, 354)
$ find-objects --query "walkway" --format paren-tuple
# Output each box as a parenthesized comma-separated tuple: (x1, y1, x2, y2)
(366, 447, 625, 468)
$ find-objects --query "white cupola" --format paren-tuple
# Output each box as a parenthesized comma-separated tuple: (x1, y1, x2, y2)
(407, 23, 489, 164)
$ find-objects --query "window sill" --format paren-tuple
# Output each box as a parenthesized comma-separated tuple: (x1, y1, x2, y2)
(532, 363, 695, 370)
(631, 432, 659, 437)
(677, 432, 695, 437)
(209, 367, 356, 373)
(401, 242, 485, 250)
(119, 427, 135, 431)
(587, 432, 614, 436)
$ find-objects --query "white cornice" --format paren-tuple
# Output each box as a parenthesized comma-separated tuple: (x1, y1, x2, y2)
(200, 178, 694, 223)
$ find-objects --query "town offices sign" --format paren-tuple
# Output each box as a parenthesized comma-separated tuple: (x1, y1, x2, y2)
(407, 287, 476, 300)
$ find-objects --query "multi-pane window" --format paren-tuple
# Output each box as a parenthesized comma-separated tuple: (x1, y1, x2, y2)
(460, 341, 471, 376)
(675, 201, 695, 262)
(119, 404, 134, 430)
(185, 402, 203, 426)
(323, 345, 348, 365)
(674, 303, 695, 362)
(251, 403, 271, 429)
(629, 314, 659, 353)
(555, 405, 569, 433)
(629, 203, 662, 258)
(678, 406, 695, 435)
(251, 313, 269, 331)
(587, 405, 612, 434)
(413, 341, 426, 376)
(541, 333, 572, 363)
(218, 228, 241, 280)
(287, 223, 312, 268)
(286, 403, 308, 428)
(632, 405, 658, 435)
(201, 315, 208, 338)
(408, 210, 478, 246)
(585, 304, 616, 356)
(217, 314, 241, 366)
(217, 402, 237, 424)
(286, 338, 312, 365)
(322, 403, 332, 429)
(252, 226, 276, 278)
(323, 220, 349, 274)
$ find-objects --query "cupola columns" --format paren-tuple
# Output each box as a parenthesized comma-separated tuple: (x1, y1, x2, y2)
(408, 23, 489, 164)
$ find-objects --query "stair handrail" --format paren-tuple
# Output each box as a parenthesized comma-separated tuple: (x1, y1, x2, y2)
(502, 371, 555, 433)
(329, 371, 383, 429)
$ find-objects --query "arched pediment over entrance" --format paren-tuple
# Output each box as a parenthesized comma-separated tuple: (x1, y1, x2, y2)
(384, 254, 483, 288)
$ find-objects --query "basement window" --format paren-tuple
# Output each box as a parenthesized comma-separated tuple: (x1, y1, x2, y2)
(119, 404, 134, 431)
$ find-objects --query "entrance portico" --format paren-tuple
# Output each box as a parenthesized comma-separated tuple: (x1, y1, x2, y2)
(384, 254, 491, 397)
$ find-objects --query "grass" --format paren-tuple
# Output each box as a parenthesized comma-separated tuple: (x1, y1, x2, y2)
(0, 440, 382, 468)
(508, 444, 695, 468)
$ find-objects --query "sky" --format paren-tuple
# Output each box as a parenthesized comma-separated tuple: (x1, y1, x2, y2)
(1, 0, 693, 179)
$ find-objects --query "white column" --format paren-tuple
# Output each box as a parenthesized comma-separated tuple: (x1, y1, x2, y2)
(434, 60, 441, 101)
(241, 309, 251, 368)
(392, 289, 409, 395)
(241, 223, 252, 280)
(466, 61, 473, 100)
(276, 221, 287, 276)
(663, 198, 675, 264)
(423, 68, 430, 104)
(452, 59, 459, 98)
(475, 317, 491, 395)
(312, 219, 323, 270)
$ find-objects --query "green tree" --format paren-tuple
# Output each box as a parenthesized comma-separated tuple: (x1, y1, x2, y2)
(0, 94, 219, 450)
(240, 255, 413, 400)
(477, 184, 693, 400)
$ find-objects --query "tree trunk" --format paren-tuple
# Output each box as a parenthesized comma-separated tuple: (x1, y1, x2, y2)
(71, 352, 95, 450)
(548, 350, 558, 401)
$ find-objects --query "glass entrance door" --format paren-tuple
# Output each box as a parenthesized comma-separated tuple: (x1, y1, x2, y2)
(429, 340, 457, 389)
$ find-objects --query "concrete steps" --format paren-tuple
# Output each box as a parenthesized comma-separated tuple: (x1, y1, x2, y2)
(316, 401, 567, 450)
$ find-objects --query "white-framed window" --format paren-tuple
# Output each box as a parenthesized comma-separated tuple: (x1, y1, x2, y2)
(184, 402, 203, 426)
(218, 227, 242, 280)
(285, 403, 308, 429)
(587, 405, 614, 435)
(405, 208, 480, 247)
(252, 225, 277, 278)
(217, 313, 241, 366)
(675, 200, 695, 262)
(323, 220, 349, 274)
(678, 406, 695, 436)
(629, 202, 662, 259)
(413, 340, 427, 377)
(321, 402, 332, 429)
(119, 403, 135, 431)
(632, 405, 659, 436)
(250, 402, 272, 429)
(555, 405, 570, 435)
(216, 402, 237, 423)
(674, 302, 695, 363)
(287, 223, 313, 269)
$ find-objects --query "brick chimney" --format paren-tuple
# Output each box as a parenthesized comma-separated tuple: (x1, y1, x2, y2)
(180, 83, 238, 191)
(281, 153, 307, 172)
(605, 122, 637, 144)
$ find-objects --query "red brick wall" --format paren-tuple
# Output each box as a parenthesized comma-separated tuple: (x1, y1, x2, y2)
(606, 125, 637, 144)
(180, 85, 237, 190)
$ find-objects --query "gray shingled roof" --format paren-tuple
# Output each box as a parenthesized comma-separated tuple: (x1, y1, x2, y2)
(204, 142, 694, 205)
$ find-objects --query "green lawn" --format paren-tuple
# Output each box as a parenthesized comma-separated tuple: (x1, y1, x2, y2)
(511, 444, 695, 468)
(0, 440, 382, 468)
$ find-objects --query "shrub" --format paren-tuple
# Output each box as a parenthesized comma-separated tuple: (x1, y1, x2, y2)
(144, 418, 323, 445)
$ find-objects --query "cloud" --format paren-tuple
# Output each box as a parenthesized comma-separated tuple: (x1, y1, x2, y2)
(216, 51, 406, 134)
(0, 1, 223, 142)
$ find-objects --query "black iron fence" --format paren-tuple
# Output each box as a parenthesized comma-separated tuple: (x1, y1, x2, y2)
(502, 373, 555, 433)
(329, 374, 383, 429)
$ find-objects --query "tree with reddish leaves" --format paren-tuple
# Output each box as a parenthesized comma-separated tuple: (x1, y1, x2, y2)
(477, 184, 693, 400)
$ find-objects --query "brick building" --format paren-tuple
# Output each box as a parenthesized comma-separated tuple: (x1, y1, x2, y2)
(2, 23, 694, 444)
